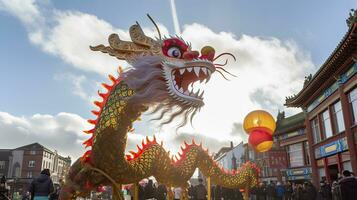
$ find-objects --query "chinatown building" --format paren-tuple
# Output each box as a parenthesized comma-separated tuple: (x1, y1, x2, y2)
(285, 10, 357, 187)
(274, 111, 311, 182)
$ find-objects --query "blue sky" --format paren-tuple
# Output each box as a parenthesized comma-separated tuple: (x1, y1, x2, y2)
(0, 0, 356, 159)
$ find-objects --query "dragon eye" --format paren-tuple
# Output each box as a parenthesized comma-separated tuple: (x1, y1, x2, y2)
(167, 47, 182, 58)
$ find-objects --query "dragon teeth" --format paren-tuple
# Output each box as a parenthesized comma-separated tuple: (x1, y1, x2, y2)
(202, 68, 208, 75)
(194, 67, 200, 77)
(180, 68, 185, 75)
(179, 87, 184, 93)
(184, 90, 190, 95)
(187, 67, 193, 72)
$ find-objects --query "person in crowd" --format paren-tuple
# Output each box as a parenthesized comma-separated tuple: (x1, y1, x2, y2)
(267, 181, 276, 200)
(292, 184, 303, 200)
(339, 170, 357, 200)
(156, 183, 167, 200)
(275, 182, 285, 200)
(256, 182, 267, 200)
(331, 181, 341, 200)
(173, 187, 182, 200)
(144, 179, 156, 200)
(213, 185, 222, 200)
(319, 180, 332, 200)
(188, 184, 196, 200)
(29, 169, 54, 200)
(195, 179, 207, 200)
(0, 176, 9, 200)
(139, 183, 146, 200)
(301, 181, 316, 200)
(284, 182, 293, 200)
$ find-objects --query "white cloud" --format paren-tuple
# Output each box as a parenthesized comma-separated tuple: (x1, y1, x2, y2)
(0, 111, 91, 159)
(0, 0, 42, 25)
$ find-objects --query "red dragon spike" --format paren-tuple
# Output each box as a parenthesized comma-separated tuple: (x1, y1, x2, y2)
(142, 140, 145, 147)
(192, 139, 196, 145)
(97, 90, 107, 99)
(91, 110, 100, 116)
(184, 140, 189, 147)
(87, 119, 97, 125)
(83, 136, 93, 148)
(153, 135, 157, 143)
(146, 136, 150, 144)
(129, 151, 137, 157)
(181, 146, 185, 152)
(94, 101, 103, 108)
(126, 155, 132, 161)
(137, 145, 142, 151)
(80, 150, 92, 163)
(102, 83, 113, 91)
(117, 66, 123, 75)
(83, 128, 95, 134)
(108, 74, 117, 84)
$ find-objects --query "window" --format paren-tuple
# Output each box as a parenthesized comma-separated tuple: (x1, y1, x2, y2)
(30, 150, 36, 155)
(311, 117, 321, 143)
(0, 161, 5, 169)
(322, 110, 333, 139)
(349, 88, 357, 124)
(288, 143, 304, 167)
(27, 171, 32, 178)
(28, 161, 35, 168)
(332, 101, 345, 133)
(304, 141, 310, 165)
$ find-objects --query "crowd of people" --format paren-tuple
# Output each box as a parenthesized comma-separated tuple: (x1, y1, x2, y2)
(250, 170, 357, 200)
(1, 169, 357, 200)
(133, 178, 209, 200)
(0, 169, 59, 200)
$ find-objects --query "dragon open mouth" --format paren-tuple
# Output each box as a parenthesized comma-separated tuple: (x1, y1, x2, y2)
(164, 59, 215, 106)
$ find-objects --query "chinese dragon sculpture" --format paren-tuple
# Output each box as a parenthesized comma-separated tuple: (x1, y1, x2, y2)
(59, 16, 260, 200)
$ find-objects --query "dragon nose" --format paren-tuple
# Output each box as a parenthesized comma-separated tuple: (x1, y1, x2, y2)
(200, 46, 215, 61)
(182, 50, 199, 60)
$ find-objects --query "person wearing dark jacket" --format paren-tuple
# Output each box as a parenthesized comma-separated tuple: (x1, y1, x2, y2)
(339, 170, 357, 200)
(301, 181, 316, 200)
(144, 179, 156, 200)
(156, 183, 167, 200)
(29, 169, 54, 200)
(319, 180, 332, 200)
(195, 179, 207, 200)
(0, 176, 9, 200)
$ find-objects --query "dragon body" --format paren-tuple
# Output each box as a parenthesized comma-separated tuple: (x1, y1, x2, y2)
(59, 18, 259, 200)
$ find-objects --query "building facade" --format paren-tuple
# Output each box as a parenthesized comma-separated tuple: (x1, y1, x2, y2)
(275, 111, 312, 182)
(0, 143, 71, 195)
(285, 10, 357, 187)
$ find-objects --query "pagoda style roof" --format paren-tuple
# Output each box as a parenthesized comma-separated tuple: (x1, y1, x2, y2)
(275, 112, 305, 135)
(285, 10, 357, 108)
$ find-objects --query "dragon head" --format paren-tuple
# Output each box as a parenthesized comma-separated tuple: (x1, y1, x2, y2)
(91, 17, 234, 127)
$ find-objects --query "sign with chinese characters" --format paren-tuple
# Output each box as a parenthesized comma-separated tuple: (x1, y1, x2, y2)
(267, 151, 288, 168)
(315, 137, 348, 159)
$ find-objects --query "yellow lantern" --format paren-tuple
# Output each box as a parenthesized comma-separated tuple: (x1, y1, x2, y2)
(243, 110, 276, 135)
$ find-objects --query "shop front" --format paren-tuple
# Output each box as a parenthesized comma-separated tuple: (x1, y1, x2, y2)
(314, 137, 352, 182)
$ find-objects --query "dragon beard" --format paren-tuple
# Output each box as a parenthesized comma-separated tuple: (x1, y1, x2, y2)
(123, 56, 199, 130)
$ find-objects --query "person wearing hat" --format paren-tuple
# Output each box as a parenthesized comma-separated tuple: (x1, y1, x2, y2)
(29, 169, 54, 200)
(339, 170, 357, 200)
